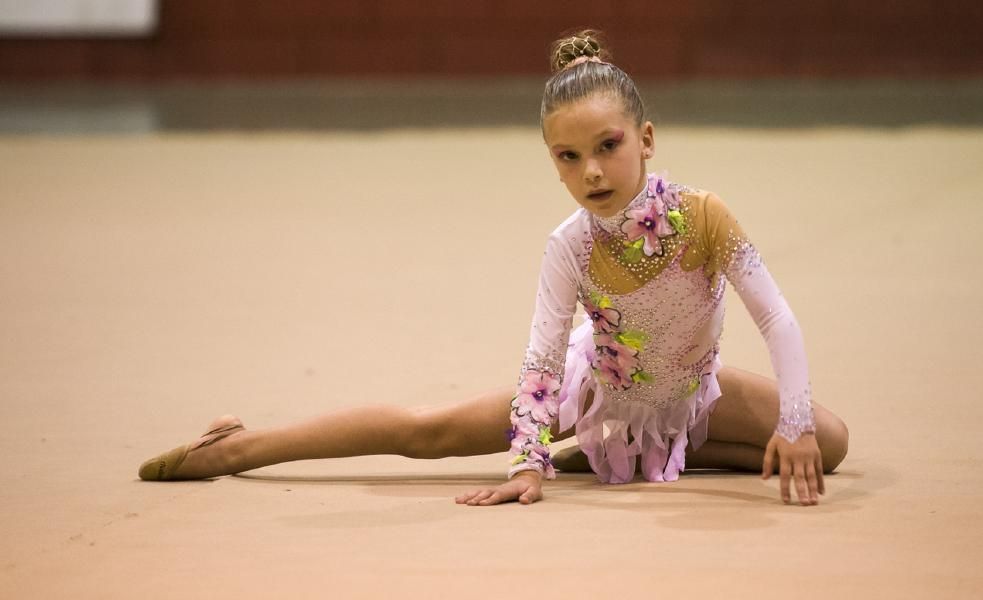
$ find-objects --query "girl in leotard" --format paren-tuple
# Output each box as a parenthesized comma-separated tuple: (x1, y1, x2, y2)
(139, 31, 848, 506)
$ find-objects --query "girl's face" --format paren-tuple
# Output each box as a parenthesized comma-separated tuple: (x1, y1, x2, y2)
(543, 94, 654, 218)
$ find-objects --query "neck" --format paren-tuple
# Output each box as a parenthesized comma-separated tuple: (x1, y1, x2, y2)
(593, 173, 653, 234)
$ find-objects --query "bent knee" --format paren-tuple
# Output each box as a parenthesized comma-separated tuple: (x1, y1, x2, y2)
(819, 415, 849, 474)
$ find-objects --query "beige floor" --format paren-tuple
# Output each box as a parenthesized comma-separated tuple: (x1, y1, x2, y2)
(1, 126, 981, 599)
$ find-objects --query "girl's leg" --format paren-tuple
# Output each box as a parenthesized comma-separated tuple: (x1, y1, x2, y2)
(149, 386, 542, 480)
(689, 367, 849, 473)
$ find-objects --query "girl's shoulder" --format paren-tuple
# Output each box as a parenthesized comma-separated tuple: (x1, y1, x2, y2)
(671, 184, 736, 235)
(543, 209, 593, 275)
(547, 208, 593, 244)
(671, 182, 751, 278)
(673, 182, 713, 212)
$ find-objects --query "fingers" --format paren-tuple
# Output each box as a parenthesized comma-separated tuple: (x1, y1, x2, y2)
(470, 489, 497, 506)
(477, 493, 502, 506)
(455, 480, 543, 507)
(519, 485, 542, 505)
(779, 458, 791, 504)
(767, 434, 826, 506)
(455, 489, 496, 505)
(805, 461, 820, 505)
(761, 437, 776, 480)
(454, 490, 480, 504)
(793, 461, 810, 506)
(454, 486, 513, 506)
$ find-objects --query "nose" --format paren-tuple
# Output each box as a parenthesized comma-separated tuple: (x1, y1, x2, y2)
(584, 159, 602, 184)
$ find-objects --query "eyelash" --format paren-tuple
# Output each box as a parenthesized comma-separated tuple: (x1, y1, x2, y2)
(557, 139, 619, 162)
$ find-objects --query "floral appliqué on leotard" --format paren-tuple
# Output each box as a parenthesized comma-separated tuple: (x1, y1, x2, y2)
(507, 370, 560, 478)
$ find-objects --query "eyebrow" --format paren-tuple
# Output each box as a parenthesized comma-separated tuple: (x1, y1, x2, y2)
(550, 128, 625, 152)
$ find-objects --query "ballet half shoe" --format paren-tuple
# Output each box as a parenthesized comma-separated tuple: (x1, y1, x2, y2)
(138, 444, 191, 481)
(138, 421, 244, 481)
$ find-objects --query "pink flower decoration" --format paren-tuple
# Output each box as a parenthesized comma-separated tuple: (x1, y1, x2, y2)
(528, 444, 552, 464)
(510, 415, 540, 439)
(512, 441, 555, 478)
(649, 176, 681, 209)
(619, 176, 683, 259)
(508, 417, 541, 453)
(594, 354, 635, 389)
(592, 333, 641, 390)
(594, 333, 638, 368)
(621, 194, 675, 258)
(512, 370, 560, 423)
(582, 295, 622, 334)
(648, 175, 665, 197)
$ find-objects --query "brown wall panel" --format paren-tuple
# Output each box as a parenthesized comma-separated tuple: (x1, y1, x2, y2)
(1, 0, 981, 81)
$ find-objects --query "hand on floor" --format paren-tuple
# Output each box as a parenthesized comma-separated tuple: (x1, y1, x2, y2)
(762, 431, 825, 505)
(455, 470, 543, 506)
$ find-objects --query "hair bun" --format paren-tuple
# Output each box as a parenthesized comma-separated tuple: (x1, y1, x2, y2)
(550, 29, 611, 72)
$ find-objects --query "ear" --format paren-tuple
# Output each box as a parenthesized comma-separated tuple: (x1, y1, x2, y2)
(640, 121, 655, 159)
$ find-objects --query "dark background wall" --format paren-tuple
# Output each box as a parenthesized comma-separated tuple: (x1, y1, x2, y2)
(2, 0, 982, 82)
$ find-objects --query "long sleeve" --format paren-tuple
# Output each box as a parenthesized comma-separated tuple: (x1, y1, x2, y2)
(507, 232, 580, 479)
(704, 194, 817, 442)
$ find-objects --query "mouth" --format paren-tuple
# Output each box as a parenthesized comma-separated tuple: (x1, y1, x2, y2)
(586, 189, 614, 202)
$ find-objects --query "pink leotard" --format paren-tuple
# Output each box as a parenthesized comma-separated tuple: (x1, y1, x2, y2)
(507, 174, 815, 483)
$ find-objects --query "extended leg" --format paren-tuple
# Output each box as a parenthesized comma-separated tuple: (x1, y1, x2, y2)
(142, 386, 524, 480)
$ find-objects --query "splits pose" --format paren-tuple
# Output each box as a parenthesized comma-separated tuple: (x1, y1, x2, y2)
(139, 31, 848, 506)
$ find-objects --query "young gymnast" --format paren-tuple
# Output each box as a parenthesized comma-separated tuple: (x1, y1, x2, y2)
(139, 31, 848, 506)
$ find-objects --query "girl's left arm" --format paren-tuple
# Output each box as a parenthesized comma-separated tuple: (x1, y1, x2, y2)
(707, 193, 822, 504)
(724, 245, 816, 444)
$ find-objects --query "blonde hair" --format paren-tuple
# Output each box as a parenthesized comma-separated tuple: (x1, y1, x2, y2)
(541, 30, 646, 127)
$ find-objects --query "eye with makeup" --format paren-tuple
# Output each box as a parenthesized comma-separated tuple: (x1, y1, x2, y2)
(599, 130, 625, 153)
(555, 141, 618, 162)
(599, 138, 620, 153)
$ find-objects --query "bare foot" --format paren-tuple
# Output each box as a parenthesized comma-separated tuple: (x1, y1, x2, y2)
(552, 444, 593, 473)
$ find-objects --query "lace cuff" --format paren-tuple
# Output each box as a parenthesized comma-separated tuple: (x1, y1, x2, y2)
(775, 386, 816, 443)
(507, 369, 559, 480)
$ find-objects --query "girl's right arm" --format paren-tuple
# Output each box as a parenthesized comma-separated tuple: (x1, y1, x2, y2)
(455, 470, 543, 506)
(456, 232, 580, 506)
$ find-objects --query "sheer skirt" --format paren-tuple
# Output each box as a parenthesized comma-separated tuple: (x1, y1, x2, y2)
(557, 320, 723, 484)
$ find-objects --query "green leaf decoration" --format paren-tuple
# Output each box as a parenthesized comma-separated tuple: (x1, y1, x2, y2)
(538, 427, 553, 445)
(621, 240, 644, 264)
(667, 209, 686, 234)
(511, 451, 530, 465)
(615, 329, 648, 351)
(631, 370, 653, 384)
(590, 290, 615, 309)
(686, 377, 700, 395)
